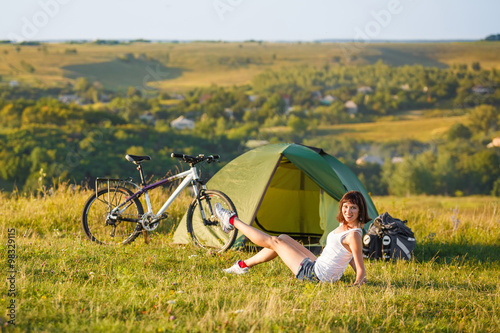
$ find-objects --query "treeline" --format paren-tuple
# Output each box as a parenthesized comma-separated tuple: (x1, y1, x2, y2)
(0, 61, 499, 195)
(485, 34, 500, 41)
(319, 117, 500, 197)
(0, 100, 241, 192)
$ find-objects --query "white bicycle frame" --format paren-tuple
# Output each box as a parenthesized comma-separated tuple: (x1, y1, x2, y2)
(110, 165, 209, 228)
(146, 167, 204, 217)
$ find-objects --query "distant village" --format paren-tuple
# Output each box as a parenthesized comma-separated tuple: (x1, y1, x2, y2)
(48, 82, 500, 161)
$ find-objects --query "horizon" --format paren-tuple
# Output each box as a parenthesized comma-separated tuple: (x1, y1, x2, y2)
(3, 37, 489, 44)
(1, 0, 499, 43)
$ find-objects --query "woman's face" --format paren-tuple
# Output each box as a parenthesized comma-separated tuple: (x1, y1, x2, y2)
(342, 201, 360, 224)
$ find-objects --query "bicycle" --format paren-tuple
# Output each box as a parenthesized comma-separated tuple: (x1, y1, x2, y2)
(81, 153, 238, 252)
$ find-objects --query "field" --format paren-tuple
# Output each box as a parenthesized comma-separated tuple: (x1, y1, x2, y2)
(1, 185, 498, 332)
(262, 112, 466, 143)
(317, 116, 464, 142)
(2, 41, 500, 91)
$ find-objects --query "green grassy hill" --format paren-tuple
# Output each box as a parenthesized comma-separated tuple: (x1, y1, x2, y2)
(263, 113, 466, 144)
(1, 41, 500, 92)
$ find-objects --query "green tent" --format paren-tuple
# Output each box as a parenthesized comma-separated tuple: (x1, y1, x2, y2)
(172, 143, 378, 249)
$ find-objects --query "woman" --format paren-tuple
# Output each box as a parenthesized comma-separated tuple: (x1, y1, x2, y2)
(215, 190, 370, 285)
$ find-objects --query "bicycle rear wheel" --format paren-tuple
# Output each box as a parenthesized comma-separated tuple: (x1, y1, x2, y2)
(187, 190, 237, 252)
(81, 186, 144, 245)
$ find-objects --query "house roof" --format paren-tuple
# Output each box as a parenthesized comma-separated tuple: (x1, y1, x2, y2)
(356, 154, 384, 166)
(357, 86, 373, 93)
(487, 137, 500, 148)
(171, 116, 194, 125)
(345, 100, 357, 108)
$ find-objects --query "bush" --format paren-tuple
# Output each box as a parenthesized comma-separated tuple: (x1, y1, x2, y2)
(491, 178, 500, 197)
(447, 123, 472, 140)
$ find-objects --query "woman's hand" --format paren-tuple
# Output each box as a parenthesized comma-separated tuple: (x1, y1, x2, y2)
(353, 276, 367, 287)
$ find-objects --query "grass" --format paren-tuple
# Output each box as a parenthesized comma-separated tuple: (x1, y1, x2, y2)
(316, 115, 466, 142)
(0, 184, 499, 332)
(263, 113, 466, 143)
(363, 42, 500, 69)
(2, 41, 500, 91)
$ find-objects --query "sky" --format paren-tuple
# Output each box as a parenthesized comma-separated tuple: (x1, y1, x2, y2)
(1, 0, 499, 42)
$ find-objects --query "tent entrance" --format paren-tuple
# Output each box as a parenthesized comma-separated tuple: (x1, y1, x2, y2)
(252, 158, 325, 244)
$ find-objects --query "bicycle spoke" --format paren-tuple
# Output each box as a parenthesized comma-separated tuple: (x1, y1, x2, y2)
(82, 187, 143, 245)
(187, 190, 237, 252)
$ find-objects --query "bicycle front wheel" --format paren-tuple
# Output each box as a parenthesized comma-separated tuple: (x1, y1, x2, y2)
(187, 190, 237, 252)
(81, 186, 144, 245)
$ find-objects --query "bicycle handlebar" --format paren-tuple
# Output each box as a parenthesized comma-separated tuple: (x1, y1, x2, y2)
(171, 153, 220, 165)
(171, 153, 186, 159)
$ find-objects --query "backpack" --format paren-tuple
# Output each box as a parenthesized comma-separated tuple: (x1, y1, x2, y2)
(362, 212, 416, 260)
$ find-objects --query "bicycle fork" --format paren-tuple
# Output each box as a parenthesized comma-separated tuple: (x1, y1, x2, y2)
(193, 184, 219, 227)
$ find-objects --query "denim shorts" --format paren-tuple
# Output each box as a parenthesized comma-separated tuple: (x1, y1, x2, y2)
(296, 258, 320, 282)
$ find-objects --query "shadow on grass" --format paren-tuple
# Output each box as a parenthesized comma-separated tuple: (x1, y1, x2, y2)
(364, 46, 449, 69)
(243, 241, 499, 265)
(414, 242, 500, 265)
(63, 58, 186, 91)
(365, 278, 498, 293)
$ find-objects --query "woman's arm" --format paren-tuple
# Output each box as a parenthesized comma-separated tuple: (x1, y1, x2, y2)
(346, 232, 367, 286)
(348, 258, 356, 273)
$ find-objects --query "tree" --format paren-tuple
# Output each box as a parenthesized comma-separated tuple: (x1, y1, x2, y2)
(447, 123, 472, 141)
(287, 115, 307, 135)
(457, 149, 500, 194)
(196, 115, 217, 140)
(384, 154, 434, 196)
(353, 163, 386, 195)
(205, 102, 224, 118)
(433, 150, 458, 195)
(485, 34, 500, 41)
(124, 97, 149, 121)
(127, 86, 142, 98)
(21, 106, 39, 125)
(215, 116, 228, 136)
(75, 77, 91, 94)
(313, 102, 346, 125)
(469, 150, 500, 193)
(0, 103, 24, 128)
(468, 104, 499, 136)
(492, 178, 500, 197)
(259, 94, 286, 122)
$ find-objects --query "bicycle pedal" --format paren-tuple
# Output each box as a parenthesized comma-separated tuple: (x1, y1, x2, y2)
(142, 230, 150, 244)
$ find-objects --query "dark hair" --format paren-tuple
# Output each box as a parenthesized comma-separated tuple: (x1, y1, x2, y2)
(336, 191, 371, 225)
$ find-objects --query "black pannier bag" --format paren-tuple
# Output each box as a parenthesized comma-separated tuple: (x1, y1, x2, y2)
(362, 233, 383, 259)
(362, 212, 416, 260)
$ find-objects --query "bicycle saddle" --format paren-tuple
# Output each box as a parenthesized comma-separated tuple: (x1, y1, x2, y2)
(125, 154, 151, 164)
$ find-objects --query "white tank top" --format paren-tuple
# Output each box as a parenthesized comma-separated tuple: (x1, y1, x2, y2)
(314, 227, 363, 283)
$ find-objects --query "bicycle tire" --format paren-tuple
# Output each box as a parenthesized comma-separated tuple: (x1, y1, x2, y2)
(81, 186, 144, 245)
(187, 190, 238, 252)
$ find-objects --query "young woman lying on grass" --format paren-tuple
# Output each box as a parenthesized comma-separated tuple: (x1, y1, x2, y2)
(215, 190, 369, 285)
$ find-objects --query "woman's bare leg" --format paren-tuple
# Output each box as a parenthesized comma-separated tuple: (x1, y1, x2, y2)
(231, 217, 275, 248)
(245, 235, 318, 268)
(244, 248, 278, 267)
(232, 217, 317, 274)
